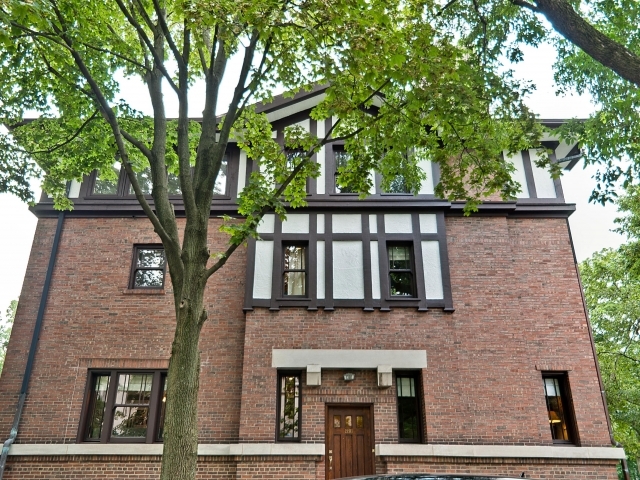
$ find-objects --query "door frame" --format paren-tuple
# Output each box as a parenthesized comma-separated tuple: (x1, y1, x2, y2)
(325, 403, 375, 479)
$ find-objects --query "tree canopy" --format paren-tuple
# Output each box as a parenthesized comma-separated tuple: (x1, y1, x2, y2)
(2, 0, 640, 478)
(581, 187, 640, 478)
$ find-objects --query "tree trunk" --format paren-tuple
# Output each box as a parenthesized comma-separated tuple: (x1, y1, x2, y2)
(159, 274, 205, 480)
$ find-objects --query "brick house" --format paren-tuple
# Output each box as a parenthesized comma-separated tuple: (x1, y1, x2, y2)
(0, 88, 626, 479)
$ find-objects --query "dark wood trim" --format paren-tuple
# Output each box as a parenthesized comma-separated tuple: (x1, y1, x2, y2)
(377, 214, 390, 311)
(308, 214, 318, 311)
(324, 213, 334, 311)
(361, 214, 374, 311)
(436, 213, 454, 312)
(521, 149, 538, 199)
(270, 217, 284, 311)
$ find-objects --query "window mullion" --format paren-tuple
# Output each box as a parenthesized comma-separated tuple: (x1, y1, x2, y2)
(101, 371, 118, 443)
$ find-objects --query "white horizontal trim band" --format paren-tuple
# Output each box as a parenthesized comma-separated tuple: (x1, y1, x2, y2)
(272, 349, 427, 369)
(7, 443, 325, 456)
(375, 444, 626, 460)
(9, 443, 624, 460)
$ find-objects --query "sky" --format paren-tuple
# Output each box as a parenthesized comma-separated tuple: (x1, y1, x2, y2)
(0, 42, 627, 317)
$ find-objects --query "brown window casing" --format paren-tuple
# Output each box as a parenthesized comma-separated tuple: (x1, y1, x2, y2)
(395, 371, 424, 443)
(542, 372, 579, 445)
(128, 245, 166, 290)
(276, 371, 302, 442)
(78, 370, 166, 443)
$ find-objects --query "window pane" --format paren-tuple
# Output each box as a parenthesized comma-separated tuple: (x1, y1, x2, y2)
(137, 249, 165, 268)
(279, 375, 300, 439)
(284, 272, 306, 296)
(134, 269, 164, 288)
(544, 377, 571, 441)
(87, 375, 110, 439)
(93, 162, 121, 195)
(112, 406, 149, 437)
(389, 246, 411, 270)
(116, 374, 153, 404)
(128, 168, 153, 195)
(335, 150, 355, 193)
(284, 246, 305, 270)
(390, 272, 413, 296)
(157, 376, 167, 440)
(397, 376, 420, 441)
(213, 156, 228, 195)
(386, 175, 410, 193)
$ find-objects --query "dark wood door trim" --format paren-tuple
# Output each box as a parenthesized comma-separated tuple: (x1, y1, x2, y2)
(325, 404, 375, 480)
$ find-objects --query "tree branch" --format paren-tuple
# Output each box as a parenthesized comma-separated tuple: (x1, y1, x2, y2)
(121, 129, 154, 161)
(532, 0, 640, 87)
(510, 0, 540, 12)
(26, 110, 100, 155)
(151, 0, 184, 66)
(79, 41, 150, 72)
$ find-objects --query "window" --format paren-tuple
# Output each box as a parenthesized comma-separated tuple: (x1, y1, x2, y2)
(334, 147, 355, 193)
(543, 373, 577, 444)
(277, 371, 301, 441)
(388, 244, 415, 297)
(283, 244, 307, 296)
(396, 372, 422, 442)
(82, 370, 166, 443)
(92, 162, 122, 195)
(385, 175, 410, 194)
(129, 245, 166, 289)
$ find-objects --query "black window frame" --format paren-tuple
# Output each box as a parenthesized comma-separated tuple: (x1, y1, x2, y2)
(276, 370, 302, 442)
(129, 244, 167, 290)
(282, 243, 308, 298)
(387, 243, 417, 298)
(395, 371, 423, 443)
(542, 372, 579, 445)
(78, 369, 167, 444)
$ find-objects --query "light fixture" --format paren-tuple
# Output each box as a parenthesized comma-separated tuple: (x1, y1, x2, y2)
(343, 373, 355, 382)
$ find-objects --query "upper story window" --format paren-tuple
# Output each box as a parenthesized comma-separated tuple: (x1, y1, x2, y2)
(93, 162, 122, 195)
(388, 244, 415, 297)
(385, 175, 410, 194)
(81, 370, 166, 443)
(129, 245, 166, 289)
(283, 244, 307, 297)
(396, 372, 422, 443)
(543, 373, 578, 444)
(277, 371, 301, 441)
(334, 147, 356, 194)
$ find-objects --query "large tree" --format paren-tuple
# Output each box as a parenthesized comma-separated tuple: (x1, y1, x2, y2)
(0, 1, 540, 479)
(581, 186, 640, 479)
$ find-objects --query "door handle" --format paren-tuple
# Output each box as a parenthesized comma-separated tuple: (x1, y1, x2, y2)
(329, 455, 332, 470)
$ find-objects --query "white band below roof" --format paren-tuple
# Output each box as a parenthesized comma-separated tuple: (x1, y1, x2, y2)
(272, 349, 427, 369)
(8, 443, 625, 460)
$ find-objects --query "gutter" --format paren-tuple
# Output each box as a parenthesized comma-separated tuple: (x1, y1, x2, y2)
(566, 218, 630, 480)
(0, 210, 66, 479)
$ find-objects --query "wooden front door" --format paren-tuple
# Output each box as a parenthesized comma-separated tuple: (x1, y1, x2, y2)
(326, 405, 374, 479)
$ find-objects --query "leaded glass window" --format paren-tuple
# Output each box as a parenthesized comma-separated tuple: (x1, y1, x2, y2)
(277, 372, 301, 441)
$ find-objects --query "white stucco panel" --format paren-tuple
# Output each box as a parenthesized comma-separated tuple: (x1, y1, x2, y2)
(332, 214, 362, 233)
(418, 159, 434, 195)
(281, 214, 309, 233)
(317, 214, 325, 234)
(422, 241, 444, 300)
(257, 214, 275, 234)
(253, 241, 274, 299)
(317, 241, 325, 300)
(529, 149, 557, 198)
(370, 241, 381, 300)
(419, 214, 437, 234)
(504, 150, 530, 198)
(68, 180, 81, 198)
(316, 119, 326, 194)
(333, 241, 365, 299)
(369, 214, 378, 233)
(238, 149, 247, 194)
(384, 214, 412, 233)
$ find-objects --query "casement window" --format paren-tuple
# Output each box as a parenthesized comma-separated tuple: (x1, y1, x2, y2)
(277, 371, 301, 441)
(129, 245, 166, 289)
(388, 244, 415, 297)
(81, 370, 166, 443)
(543, 373, 578, 444)
(334, 147, 356, 193)
(396, 372, 422, 442)
(283, 244, 307, 296)
(92, 162, 122, 195)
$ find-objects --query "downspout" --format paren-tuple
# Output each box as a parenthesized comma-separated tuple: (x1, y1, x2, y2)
(566, 218, 630, 480)
(0, 210, 66, 479)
